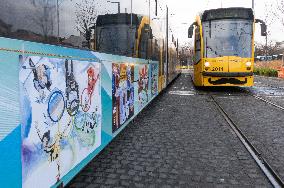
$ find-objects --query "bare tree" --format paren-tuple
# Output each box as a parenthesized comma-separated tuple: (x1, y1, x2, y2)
(179, 42, 194, 66)
(30, 0, 57, 40)
(75, 0, 99, 47)
(274, 0, 284, 30)
(255, 41, 282, 56)
(261, 3, 276, 59)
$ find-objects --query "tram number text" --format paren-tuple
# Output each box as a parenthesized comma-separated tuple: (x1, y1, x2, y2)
(212, 67, 224, 72)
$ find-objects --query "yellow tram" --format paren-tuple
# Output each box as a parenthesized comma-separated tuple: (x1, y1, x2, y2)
(188, 7, 267, 86)
(95, 13, 180, 92)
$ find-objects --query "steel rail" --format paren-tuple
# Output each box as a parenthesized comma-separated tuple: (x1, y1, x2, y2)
(211, 95, 284, 188)
(253, 95, 284, 111)
(239, 88, 284, 111)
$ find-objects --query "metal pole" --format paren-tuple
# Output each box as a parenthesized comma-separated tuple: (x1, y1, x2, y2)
(149, 0, 151, 23)
(118, 2, 120, 13)
(266, 34, 268, 61)
(94, 24, 97, 51)
(166, 6, 169, 84)
(57, 0, 60, 43)
(148, 0, 151, 61)
(131, 0, 133, 26)
(177, 38, 179, 58)
(252, 0, 254, 9)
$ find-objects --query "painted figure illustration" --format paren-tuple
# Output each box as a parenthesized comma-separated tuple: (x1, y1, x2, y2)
(151, 64, 158, 97)
(138, 64, 149, 110)
(65, 60, 80, 117)
(22, 58, 52, 103)
(112, 63, 134, 133)
(20, 56, 101, 188)
(81, 67, 100, 112)
(35, 118, 72, 182)
(74, 65, 101, 145)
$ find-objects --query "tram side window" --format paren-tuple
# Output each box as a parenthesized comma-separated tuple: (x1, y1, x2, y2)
(194, 26, 201, 63)
(138, 27, 150, 59)
(0, 0, 137, 50)
(151, 39, 159, 61)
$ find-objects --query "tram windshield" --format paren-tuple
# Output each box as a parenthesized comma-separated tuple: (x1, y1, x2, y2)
(203, 19, 253, 58)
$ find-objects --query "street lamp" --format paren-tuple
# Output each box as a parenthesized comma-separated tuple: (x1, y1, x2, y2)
(107, 1, 121, 13)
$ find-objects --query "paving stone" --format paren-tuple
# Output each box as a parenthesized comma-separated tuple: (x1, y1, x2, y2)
(104, 178, 118, 185)
(85, 184, 100, 188)
(107, 173, 117, 179)
(119, 175, 130, 180)
(67, 74, 272, 188)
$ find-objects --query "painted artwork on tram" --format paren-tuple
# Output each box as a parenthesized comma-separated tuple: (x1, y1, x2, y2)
(137, 64, 149, 111)
(151, 63, 158, 97)
(112, 63, 134, 133)
(20, 56, 101, 188)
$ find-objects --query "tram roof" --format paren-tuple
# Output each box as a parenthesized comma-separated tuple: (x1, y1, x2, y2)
(96, 13, 140, 27)
(201, 7, 254, 22)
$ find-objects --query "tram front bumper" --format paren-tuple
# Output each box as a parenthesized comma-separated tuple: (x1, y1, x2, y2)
(202, 72, 253, 77)
(201, 72, 254, 86)
(208, 77, 248, 85)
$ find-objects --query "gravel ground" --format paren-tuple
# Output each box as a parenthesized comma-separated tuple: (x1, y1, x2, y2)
(66, 74, 270, 188)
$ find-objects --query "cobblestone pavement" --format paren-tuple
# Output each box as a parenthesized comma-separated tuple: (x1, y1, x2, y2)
(214, 75, 284, 181)
(67, 74, 271, 188)
(251, 75, 284, 107)
(254, 75, 284, 88)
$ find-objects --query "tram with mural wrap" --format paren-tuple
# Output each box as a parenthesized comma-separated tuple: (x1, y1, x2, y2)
(188, 7, 267, 86)
(95, 13, 179, 91)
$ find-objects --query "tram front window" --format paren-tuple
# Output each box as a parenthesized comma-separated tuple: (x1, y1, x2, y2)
(203, 19, 253, 58)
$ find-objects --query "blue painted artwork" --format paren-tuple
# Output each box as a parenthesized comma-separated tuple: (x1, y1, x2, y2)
(112, 63, 134, 133)
(19, 56, 102, 188)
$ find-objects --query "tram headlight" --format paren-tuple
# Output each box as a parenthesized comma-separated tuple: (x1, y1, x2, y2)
(246, 62, 252, 67)
(204, 62, 210, 68)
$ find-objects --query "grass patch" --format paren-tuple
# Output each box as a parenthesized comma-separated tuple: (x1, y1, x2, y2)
(254, 67, 278, 77)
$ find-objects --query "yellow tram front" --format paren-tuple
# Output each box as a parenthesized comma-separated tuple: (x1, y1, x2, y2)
(188, 7, 267, 87)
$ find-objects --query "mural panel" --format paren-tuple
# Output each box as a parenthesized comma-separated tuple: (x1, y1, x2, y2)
(20, 56, 101, 188)
(137, 64, 149, 111)
(112, 63, 134, 133)
(151, 63, 158, 97)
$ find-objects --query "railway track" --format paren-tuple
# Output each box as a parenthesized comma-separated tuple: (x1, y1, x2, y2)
(210, 95, 284, 188)
(252, 94, 284, 111)
(240, 88, 284, 111)
(187, 73, 284, 186)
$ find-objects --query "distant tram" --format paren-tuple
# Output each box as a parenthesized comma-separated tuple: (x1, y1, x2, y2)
(188, 7, 267, 86)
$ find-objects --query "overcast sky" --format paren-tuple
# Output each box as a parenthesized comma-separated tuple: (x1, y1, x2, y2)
(164, 0, 284, 45)
(2, 0, 283, 46)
